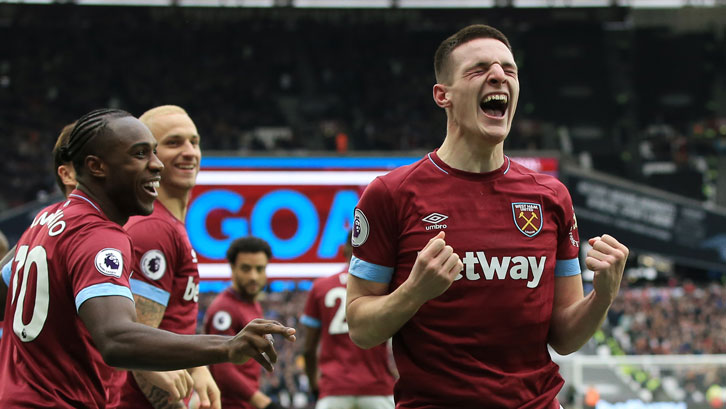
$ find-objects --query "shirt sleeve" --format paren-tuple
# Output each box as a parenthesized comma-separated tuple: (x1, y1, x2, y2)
(204, 306, 239, 337)
(125, 218, 177, 306)
(66, 225, 134, 312)
(1, 261, 11, 286)
(350, 177, 397, 284)
(555, 183, 581, 277)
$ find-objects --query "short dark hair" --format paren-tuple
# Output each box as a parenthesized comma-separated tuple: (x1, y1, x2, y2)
(434, 24, 512, 84)
(52, 122, 76, 193)
(60, 108, 132, 176)
(226, 236, 273, 265)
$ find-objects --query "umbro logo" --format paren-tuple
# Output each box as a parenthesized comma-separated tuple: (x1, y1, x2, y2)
(423, 212, 448, 231)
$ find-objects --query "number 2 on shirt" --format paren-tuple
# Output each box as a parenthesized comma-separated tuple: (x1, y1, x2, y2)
(324, 287, 348, 335)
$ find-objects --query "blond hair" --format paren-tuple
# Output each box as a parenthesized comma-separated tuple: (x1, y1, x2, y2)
(139, 105, 189, 126)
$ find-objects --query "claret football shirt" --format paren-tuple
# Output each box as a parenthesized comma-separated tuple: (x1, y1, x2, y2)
(301, 269, 395, 399)
(0, 190, 134, 408)
(350, 151, 580, 409)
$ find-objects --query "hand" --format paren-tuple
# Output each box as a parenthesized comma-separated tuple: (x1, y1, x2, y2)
(406, 232, 462, 304)
(133, 369, 194, 404)
(586, 234, 629, 304)
(227, 319, 296, 370)
(189, 366, 220, 409)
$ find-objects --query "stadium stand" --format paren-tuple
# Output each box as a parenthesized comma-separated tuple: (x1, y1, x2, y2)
(1, 5, 724, 210)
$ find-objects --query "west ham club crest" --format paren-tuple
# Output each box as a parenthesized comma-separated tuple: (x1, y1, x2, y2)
(512, 202, 543, 238)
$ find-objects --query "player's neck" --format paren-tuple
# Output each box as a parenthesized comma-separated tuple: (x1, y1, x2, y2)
(156, 188, 191, 222)
(231, 283, 256, 303)
(76, 184, 129, 226)
(438, 132, 504, 173)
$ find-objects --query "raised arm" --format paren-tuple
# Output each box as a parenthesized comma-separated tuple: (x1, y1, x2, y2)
(78, 295, 295, 371)
(346, 232, 462, 349)
(548, 234, 628, 355)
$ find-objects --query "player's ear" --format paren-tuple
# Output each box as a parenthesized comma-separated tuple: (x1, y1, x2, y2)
(84, 155, 107, 178)
(433, 83, 451, 108)
(57, 164, 76, 186)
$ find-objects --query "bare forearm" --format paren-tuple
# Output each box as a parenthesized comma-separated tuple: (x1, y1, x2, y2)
(347, 283, 424, 349)
(102, 323, 231, 370)
(303, 352, 318, 392)
(549, 290, 611, 355)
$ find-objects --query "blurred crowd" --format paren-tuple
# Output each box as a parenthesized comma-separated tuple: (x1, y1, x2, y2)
(598, 278, 726, 407)
(2, 5, 726, 211)
(606, 279, 726, 355)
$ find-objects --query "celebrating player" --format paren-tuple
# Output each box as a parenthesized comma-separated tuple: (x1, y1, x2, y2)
(117, 105, 219, 409)
(204, 237, 283, 409)
(301, 237, 395, 409)
(0, 108, 295, 409)
(346, 25, 629, 408)
(1, 121, 78, 311)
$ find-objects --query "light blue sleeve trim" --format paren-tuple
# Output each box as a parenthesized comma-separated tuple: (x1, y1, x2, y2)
(2, 262, 11, 286)
(75, 283, 134, 312)
(349, 255, 393, 284)
(300, 315, 321, 328)
(555, 258, 581, 277)
(129, 278, 170, 307)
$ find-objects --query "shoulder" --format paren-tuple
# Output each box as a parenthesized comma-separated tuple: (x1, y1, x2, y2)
(376, 155, 432, 189)
(508, 160, 569, 196)
(360, 156, 431, 204)
(125, 212, 178, 240)
(77, 217, 130, 243)
(207, 289, 234, 309)
(310, 274, 334, 294)
(124, 208, 176, 234)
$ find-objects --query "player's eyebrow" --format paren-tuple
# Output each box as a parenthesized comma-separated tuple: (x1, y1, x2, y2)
(128, 141, 157, 151)
(465, 60, 518, 73)
(162, 133, 200, 141)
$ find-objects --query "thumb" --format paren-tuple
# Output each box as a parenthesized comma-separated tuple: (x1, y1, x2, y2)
(199, 393, 210, 408)
(423, 231, 445, 249)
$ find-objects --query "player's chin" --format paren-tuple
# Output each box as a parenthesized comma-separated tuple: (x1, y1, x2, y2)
(245, 284, 261, 296)
(135, 200, 155, 216)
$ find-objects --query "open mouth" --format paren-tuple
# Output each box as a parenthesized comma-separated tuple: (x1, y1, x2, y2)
(176, 164, 197, 172)
(142, 180, 160, 196)
(480, 94, 509, 119)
